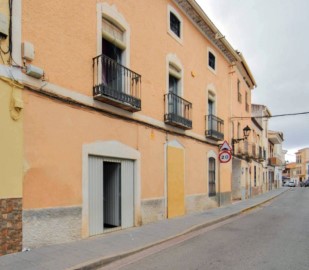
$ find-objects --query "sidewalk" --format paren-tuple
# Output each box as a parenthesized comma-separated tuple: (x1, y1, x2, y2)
(0, 188, 288, 270)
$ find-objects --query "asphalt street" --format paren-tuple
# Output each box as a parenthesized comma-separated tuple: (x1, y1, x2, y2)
(108, 188, 309, 270)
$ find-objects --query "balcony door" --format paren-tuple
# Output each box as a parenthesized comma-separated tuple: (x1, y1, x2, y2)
(169, 74, 179, 116)
(208, 99, 214, 130)
(102, 38, 123, 92)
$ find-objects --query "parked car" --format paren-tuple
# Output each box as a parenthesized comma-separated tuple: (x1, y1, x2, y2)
(288, 181, 296, 187)
(283, 181, 290, 187)
(304, 179, 309, 187)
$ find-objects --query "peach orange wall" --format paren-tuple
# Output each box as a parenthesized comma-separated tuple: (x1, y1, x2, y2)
(23, 92, 139, 209)
(22, 0, 233, 137)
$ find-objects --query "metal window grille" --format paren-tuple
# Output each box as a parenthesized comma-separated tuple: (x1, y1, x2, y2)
(209, 157, 216, 196)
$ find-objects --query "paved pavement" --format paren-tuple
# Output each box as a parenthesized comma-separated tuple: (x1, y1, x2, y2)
(0, 188, 288, 270)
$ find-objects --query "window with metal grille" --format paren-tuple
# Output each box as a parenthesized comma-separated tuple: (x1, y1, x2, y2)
(208, 52, 216, 70)
(254, 166, 257, 187)
(237, 80, 242, 103)
(170, 12, 181, 37)
(209, 157, 216, 197)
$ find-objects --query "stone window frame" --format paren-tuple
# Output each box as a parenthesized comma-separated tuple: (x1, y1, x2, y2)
(97, 3, 131, 67)
(167, 5, 183, 45)
(166, 53, 184, 96)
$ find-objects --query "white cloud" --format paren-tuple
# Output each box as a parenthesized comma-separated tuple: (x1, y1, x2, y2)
(196, 0, 309, 156)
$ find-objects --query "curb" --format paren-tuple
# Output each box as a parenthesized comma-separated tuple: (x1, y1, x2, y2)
(69, 189, 287, 270)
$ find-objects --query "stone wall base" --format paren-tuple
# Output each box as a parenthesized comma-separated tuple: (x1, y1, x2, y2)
(185, 194, 218, 214)
(0, 198, 22, 256)
(23, 206, 81, 249)
(141, 198, 165, 224)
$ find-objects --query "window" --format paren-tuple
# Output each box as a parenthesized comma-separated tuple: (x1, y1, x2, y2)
(245, 92, 249, 112)
(168, 63, 181, 95)
(237, 80, 242, 103)
(168, 6, 183, 43)
(208, 51, 216, 70)
(170, 12, 180, 37)
(102, 18, 124, 93)
(237, 122, 241, 139)
(167, 60, 182, 118)
(207, 92, 215, 130)
(209, 157, 216, 197)
(94, 4, 142, 112)
(254, 166, 257, 187)
(168, 74, 179, 115)
(102, 17, 124, 45)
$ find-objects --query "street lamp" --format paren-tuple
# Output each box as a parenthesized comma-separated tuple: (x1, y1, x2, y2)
(232, 125, 251, 154)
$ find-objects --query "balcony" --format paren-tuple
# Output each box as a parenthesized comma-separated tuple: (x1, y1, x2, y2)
(164, 92, 192, 130)
(93, 54, 141, 112)
(268, 157, 282, 166)
(236, 141, 249, 157)
(258, 146, 265, 161)
(205, 114, 224, 141)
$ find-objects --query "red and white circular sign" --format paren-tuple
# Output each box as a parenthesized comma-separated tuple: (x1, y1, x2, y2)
(219, 151, 232, 163)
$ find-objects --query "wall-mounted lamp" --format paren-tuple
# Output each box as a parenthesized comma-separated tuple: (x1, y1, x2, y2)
(232, 125, 251, 153)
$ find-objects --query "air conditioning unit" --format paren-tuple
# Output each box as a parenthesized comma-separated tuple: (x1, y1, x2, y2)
(26, 65, 44, 79)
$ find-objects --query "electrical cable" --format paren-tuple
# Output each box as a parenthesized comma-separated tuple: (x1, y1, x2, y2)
(231, 111, 309, 120)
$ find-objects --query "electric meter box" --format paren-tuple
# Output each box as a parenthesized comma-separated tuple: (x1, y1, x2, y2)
(22, 42, 35, 61)
(0, 13, 8, 38)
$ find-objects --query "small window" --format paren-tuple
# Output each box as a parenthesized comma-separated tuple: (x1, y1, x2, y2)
(208, 52, 216, 70)
(170, 12, 181, 38)
(237, 80, 242, 103)
(245, 92, 249, 112)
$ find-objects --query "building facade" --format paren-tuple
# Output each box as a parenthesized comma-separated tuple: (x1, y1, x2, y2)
(268, 131, 285, 188)
(295, 148, 309, 182)
(0, 0, 262, 252)
(0, 1, 23, 255)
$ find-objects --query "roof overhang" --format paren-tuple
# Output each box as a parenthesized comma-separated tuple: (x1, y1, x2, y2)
(268, 131, 284, 144)
(175, 0, 257, 89)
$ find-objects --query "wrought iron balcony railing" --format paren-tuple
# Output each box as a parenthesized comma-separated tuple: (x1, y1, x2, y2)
(93, 54, 141, 112)
(268, 157, 282, 166)
(205, 114, 224, 141)
(164, 92, 192, 129)
(236, 141, 249, 156)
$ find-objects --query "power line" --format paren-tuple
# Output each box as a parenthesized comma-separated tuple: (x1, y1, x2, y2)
(231, 111, 309, 120)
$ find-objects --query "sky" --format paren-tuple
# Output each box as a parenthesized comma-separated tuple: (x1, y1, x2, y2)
(195, 0, 309, 162)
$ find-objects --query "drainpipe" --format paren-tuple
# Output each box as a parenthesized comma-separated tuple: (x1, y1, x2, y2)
(218, 161, 221, 207)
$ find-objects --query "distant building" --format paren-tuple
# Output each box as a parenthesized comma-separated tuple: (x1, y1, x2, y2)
(283, 162, 297, 182)
(268, 131, 285, 188)
(295, 148, 309, 182)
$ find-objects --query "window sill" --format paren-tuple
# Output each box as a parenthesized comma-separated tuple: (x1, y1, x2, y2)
(167, 30, 183, 46)
(208, 65, 217, 75)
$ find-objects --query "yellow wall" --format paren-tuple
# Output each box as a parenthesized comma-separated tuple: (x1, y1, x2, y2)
(167, 146, 185, 218)
(0, 79, 23, 198)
